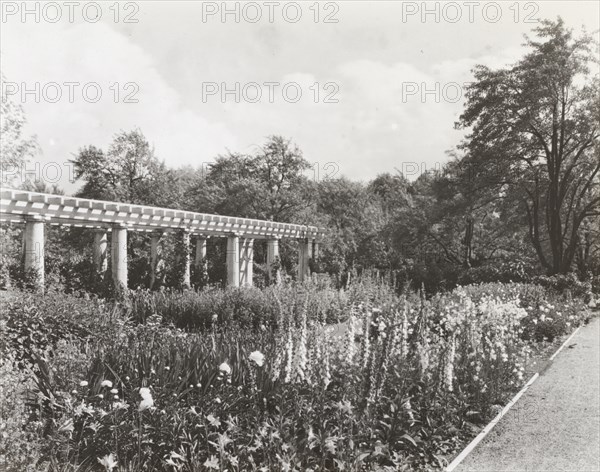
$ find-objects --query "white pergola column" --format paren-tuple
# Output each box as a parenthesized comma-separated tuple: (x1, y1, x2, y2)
(239, 238, 254, 287)
(23, 215, 45, 290)
(181, 230, 191, 289)
(194, 236, 207, 269)
(266, 237, 281, 285)
(298, 238, 312, 282)
(226, 233, 240, 287)
(149, 231, 163, 290)
(111, 224, 128, 290)
(93, 229, 108, 275)
(312, 239, 319, 260)
(194, 236, 208, 284)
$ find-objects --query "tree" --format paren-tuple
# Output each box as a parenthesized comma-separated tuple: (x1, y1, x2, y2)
(0, 75, 39, 187)
(458, 19, 600, 274)
(317, 177, 387, 275)
(189, 136, 314, 222)
(71, 129, 175, 206)
(184, 136, 315, 283)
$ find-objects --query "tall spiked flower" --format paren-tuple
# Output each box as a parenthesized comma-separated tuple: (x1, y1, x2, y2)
(284, 328, 294, 384)
(311, 333, 326, 386)
(360, 309, 371, 369)
(416, 340, 430, 380)
(444, 335, 456, 392)
(294, 298, 308, 381)
(344, 314, 356, 365)
(400, 309, 409, 358)
(376, 324, 393, 398)
(271, 340, 285, 381)
(323, 349, 331, 389)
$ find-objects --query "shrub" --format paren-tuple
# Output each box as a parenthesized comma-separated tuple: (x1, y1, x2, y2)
(532, 273, 592, 301)
(0, 354, 45, 471)
(1, 291, 125, 365)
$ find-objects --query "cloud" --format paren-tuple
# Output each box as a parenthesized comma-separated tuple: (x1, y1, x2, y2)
(1, 19, 237, 190)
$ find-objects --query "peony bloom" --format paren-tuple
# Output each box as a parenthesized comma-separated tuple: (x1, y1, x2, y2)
(110, 388, 118, 394)
(138, 387, 154, 411)
(249, 351, 265, 367)
(219, 362, 231, 375)
(79, 381, 89, 387)
(97, 453, 118, 471)
(100, 380, 113, 388)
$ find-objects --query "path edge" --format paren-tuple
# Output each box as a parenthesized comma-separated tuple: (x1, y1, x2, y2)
(445, 325, 582, 472)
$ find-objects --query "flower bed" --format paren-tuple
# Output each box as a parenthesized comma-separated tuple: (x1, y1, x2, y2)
(0, 282, 592, 471)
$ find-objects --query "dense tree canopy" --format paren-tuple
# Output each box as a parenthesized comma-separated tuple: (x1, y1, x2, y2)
(0, 74, 39, 186)
(457, 19, 600, 274)
(71, 129, 179, 207)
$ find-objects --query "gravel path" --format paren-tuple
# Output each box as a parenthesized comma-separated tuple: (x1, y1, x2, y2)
(454, 317, 600, 472)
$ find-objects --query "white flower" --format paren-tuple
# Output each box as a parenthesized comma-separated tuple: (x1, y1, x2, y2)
(112, 401, 129, 410)
(100, 380, 113, 388)
(110, 388, 118, 395)
(139, 397, 154, 412)
(249, 351, 265, 367)
(219, 362, 231, 375)
(138, 387, 154, 411)
(98, 453, 118, 471)
(79, 381, 89, 387)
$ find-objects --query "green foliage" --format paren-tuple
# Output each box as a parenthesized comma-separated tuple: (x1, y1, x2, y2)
(0, 354, 44, 471)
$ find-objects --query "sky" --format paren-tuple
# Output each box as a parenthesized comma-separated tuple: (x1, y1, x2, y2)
(1, 1, 599, 192)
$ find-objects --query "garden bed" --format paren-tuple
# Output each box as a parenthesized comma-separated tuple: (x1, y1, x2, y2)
(0, 281, 594, 471)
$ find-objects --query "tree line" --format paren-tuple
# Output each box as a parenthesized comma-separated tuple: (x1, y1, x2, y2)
(2, 19, 598, 291)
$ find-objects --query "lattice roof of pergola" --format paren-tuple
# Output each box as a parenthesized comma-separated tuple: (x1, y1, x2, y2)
(0, 189, 324, 240)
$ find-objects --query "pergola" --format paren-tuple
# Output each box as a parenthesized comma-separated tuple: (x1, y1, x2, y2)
(0, 188, 325, 290)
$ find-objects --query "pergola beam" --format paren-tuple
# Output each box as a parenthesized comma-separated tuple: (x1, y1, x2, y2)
(1, 189, 323, 240)
(1, 189, 326, 291)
